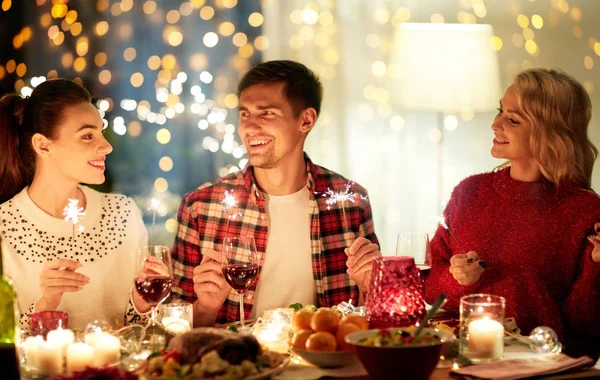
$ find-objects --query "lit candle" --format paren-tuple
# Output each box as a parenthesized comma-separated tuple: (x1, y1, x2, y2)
(37, 341, 63, 374)
(252, 324, 289, 354)
(467, 318, 504, 359)
(66, 342, 94, 375)
(24, 335, 45, 369)
(46, 327, 75, 355)
(90, 333, 121, 368)
(162, 317, 191, 335)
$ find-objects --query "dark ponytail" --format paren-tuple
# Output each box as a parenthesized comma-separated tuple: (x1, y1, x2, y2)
(0, 95, 27, 203)
(0, 79, 92, 203)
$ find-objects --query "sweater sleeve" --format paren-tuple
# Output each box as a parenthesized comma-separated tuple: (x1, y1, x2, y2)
(424, 184, 484, 311)
(563, 239, 600, 358)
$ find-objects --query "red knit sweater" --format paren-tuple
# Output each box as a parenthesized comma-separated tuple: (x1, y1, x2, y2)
(424, 168, 600, 359)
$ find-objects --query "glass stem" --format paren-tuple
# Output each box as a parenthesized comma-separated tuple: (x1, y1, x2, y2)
(239, 291, 245, 329)
(150, 306, 157, 324)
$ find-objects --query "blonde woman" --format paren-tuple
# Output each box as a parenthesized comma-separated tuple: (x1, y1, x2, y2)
(424, 68, 600, 359)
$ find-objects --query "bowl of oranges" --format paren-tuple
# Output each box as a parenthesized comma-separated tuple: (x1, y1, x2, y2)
(289, 307, 369, 368)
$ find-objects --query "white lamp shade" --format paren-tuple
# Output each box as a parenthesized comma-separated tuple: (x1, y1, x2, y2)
(389, 23, 502, 112)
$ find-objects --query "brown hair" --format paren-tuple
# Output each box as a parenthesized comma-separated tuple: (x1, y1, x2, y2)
(237, 60, 323, 118)
(0, 79, 92, 203)
(512, 68, 597, 189)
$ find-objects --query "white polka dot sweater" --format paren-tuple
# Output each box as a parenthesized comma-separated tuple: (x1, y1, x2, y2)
(0, 186, 149, 331)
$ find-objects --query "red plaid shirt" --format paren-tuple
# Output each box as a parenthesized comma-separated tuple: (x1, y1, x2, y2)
(171, 154, 378, 324)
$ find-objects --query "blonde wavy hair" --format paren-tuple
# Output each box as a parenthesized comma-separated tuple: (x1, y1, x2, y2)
(501, 68, 598, 189)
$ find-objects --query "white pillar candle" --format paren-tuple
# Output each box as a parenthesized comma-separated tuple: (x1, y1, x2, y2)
(47, 327, 75, 355)
(467, 318, 504, 359)
(37, 342, 63, 374)
(83, 332, 100, 346)
(162, 317, 191, 334)
(66, 342, 94, 375)
(24, 336, 45, 369)
(91, 333, 121, 368)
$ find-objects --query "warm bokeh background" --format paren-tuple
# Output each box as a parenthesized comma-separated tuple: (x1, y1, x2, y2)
(1, 0, 598, 254)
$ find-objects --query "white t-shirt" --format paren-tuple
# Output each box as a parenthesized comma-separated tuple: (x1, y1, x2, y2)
(250, 187, 316, 319)
(0, 186, 147, 329)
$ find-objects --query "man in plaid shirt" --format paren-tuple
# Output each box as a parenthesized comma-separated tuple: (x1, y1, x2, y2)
(171, 60, 381, 326)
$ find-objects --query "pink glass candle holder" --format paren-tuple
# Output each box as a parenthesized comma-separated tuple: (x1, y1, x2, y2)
(365, 256, 425, 328)
(30, 311, 68, 338)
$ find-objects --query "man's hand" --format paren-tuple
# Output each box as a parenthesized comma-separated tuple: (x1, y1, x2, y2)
(449, 251, 485, 286)
(193, 249, 232, 314)
(37, 259, 89, 312)
(345, 237, 381, 291)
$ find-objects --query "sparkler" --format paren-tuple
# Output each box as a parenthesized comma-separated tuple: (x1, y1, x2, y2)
(433, 216, 461, 248)
(148, 198, 160, 246)
(63, 198, 86, 239)
(221, 189, 242, 237)
(319, 181, 368, 249)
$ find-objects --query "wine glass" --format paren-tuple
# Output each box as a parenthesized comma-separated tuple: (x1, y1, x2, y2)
(221, 235, 259, 332)
(134, 245, 172, 348)
(396, 232, 431, 281)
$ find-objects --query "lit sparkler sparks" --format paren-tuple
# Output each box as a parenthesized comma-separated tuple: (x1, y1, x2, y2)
(148, 198, 160, 245)
(221, 189, 242, 237)
(433, 216, 461, 248)
(63, 198, 86, 239)
(319, 182, 368, 249)
(221, 189, 242, 220)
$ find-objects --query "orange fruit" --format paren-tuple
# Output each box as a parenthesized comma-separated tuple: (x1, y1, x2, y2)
(290, 329, 313, 350)
(305, 331, 337, 352)
(310, 308, 339, 334)
(336, 323, 360, 351)
(292, 309, 314, 331)
(339, 314, 369, 331)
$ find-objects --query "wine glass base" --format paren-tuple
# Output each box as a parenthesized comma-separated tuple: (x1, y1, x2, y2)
(140, 320, 169, 352)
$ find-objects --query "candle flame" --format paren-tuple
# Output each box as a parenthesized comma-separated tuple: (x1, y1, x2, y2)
(452, 363, 459, 370)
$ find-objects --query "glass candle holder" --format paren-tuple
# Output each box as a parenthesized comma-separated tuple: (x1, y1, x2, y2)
(30, 311, 68, 338)
(251, 308, 294, 354)
(365, 256, 425, 328)
(159, 301, 193, 335)
(459, 294, 506, 363)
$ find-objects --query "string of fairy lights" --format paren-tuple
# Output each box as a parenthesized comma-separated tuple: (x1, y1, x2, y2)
(0, 0, 599, 239)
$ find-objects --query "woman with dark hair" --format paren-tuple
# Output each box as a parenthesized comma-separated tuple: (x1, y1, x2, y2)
(0, 79, 151, 330)
(424, 68, 600, 359)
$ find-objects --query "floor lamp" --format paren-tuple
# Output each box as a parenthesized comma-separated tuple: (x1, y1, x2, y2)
(389, 23, 502, 214)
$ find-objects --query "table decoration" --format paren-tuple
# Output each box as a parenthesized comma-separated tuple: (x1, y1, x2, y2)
(159, 301, 193, 335)
(365, 256, 425, 328)
(65, 342, 94, 374)
(30, 310, 69, 338)
(459, 294, 505, 363)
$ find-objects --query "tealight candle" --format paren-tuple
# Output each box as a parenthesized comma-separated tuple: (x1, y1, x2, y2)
(37, 341, 63, 374)
(467, 318, 504, 359)
(162, 317, 191, 335)
(90, 333, 121, 368)
(24, 335, 45, 369)
(66, 342, 94, 374)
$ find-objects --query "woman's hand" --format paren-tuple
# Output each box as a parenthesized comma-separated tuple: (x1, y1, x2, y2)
(449, 251, 485, 286)
(37, 259, 89, 312)
(588, 222, 600, 263)
(132, 256, 171, 313)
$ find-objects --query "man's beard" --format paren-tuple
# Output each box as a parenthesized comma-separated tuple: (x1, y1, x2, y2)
(249, 150, 278, 169)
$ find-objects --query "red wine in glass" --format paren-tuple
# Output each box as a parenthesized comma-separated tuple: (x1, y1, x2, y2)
(222, 235, 258, 331)
(135, 276, 172, 306)
(222, 264, 258, 291)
